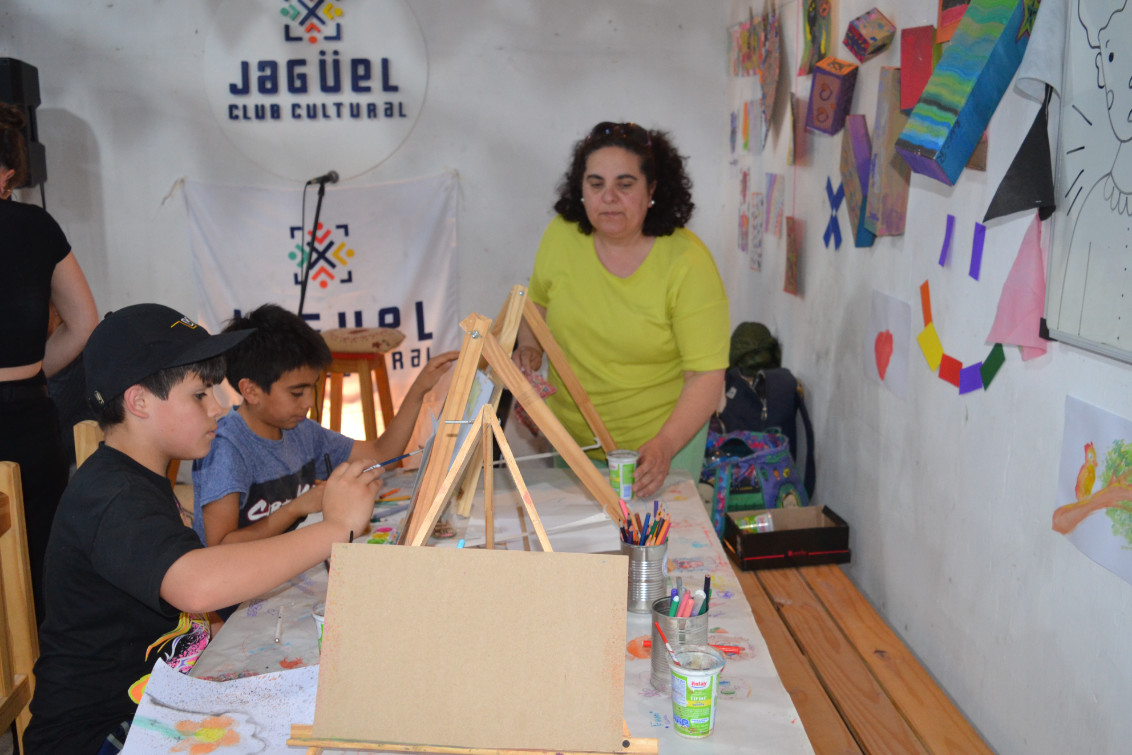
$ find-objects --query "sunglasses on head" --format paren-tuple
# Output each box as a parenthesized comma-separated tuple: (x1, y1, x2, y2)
(587, 121, 652, 148)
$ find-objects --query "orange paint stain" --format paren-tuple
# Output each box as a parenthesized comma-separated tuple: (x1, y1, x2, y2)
(279, 657, 303, 669)
(626, 635, 651, 659)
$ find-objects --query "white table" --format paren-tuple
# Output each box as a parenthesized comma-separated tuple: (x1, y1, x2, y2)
(185, 467, 813, 753)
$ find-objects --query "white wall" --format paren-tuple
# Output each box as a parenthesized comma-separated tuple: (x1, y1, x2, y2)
(2, 1, 728, 323)
(725, 1, 1132, 754)
(5, 1, 1131, 753)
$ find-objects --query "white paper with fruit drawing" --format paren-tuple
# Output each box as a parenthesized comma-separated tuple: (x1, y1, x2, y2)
(1054, 396, 1132, 583)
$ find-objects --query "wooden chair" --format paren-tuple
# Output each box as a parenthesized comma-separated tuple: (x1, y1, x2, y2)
(314, 328, 404, 441)
(0, 461, 39, 750)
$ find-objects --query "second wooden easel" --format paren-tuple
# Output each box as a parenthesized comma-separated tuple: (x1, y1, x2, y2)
(400, 291, 624, 545)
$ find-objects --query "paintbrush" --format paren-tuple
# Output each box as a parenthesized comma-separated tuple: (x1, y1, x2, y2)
(653, 621, 681, 667)
(362, 449, 424, 473)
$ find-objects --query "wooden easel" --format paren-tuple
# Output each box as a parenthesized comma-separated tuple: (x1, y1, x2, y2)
(400, 300, 624, 545)
(288, 301, 656, 755)
(453, 285, 617, 517)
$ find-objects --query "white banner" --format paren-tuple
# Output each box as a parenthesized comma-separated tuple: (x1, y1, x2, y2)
(185, 171, 461, 408)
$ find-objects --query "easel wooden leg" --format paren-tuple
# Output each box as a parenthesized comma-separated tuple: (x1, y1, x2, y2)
(482, 418, 494, 550)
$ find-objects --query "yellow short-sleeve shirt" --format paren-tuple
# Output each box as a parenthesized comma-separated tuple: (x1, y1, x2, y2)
(527, 216, 730, 453)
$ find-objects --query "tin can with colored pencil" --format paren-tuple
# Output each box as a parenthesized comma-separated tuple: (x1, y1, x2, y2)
(607, 449, 638, 500)
(621, 541, 667, 613)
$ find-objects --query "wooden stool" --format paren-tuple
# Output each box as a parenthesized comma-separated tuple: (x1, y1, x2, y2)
(315, 328, 405, 441)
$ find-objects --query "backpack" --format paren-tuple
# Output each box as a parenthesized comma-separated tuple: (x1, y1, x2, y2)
(710, 366, 815, 498)
(701, 429, 810, 535)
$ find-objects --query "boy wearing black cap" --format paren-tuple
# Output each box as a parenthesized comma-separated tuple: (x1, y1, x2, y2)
(23, 304, 380, 755)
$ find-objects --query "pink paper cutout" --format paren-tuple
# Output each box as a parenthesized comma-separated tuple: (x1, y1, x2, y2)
(986, 212, 1048, 360)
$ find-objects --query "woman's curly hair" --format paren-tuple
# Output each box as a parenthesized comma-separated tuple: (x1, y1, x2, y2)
(552, 122, 695, 237)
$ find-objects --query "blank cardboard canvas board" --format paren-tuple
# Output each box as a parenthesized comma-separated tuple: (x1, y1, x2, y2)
(312, 544, 629, 751)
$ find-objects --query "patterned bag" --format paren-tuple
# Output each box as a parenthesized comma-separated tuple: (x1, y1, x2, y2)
(700, 430, 810, 535)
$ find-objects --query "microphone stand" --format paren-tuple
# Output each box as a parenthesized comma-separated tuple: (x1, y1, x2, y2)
(297, 178, 330, 318)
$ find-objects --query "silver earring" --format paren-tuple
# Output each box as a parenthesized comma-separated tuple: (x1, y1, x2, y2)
(649, 199, 654, 207)
(581, 197, 585, 204)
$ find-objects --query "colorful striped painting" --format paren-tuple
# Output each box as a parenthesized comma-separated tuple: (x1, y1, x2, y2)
(895, 0, 1037, 186)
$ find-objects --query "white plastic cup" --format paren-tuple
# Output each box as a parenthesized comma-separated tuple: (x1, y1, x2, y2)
(312, 602, 326, 654)
(608, 449, 638, 500)
(669, 644, 726, 738)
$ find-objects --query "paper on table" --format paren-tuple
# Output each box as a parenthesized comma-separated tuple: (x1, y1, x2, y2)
(462, 480, 621, 553)
(123, 660, 317, 755)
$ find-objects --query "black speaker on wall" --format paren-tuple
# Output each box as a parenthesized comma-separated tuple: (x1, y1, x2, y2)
(0, 57, 47, 188)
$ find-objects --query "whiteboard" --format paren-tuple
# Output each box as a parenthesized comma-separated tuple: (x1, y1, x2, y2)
(1044, 1, 1132, 365)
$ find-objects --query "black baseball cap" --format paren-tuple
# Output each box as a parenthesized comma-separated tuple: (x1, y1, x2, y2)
(84, 303, 253, 409)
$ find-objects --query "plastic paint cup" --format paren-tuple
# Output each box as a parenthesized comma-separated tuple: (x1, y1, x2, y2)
(735, 512, 774, 532)
(608, 449, 638, 500)
(669, 644, 725, 739)
(312, 602, 326, 654)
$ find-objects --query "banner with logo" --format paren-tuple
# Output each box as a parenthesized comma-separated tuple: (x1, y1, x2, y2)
(185, 171, 461, 408)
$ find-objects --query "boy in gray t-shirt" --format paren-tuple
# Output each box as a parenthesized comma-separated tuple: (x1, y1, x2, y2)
(192, 303, 457, 546)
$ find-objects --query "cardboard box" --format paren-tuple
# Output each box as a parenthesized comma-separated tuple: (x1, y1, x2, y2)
(723, 505, 851, 571)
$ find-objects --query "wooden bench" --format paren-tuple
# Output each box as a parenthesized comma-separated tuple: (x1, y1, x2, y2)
(737, 564, 993, 754)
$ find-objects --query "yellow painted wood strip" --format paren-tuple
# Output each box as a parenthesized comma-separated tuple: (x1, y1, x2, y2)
(736, 569, 862, 755)
(758, 567, 929, 755)
(801, 565, 993, 754)
(522, 297, 617, 453)
(287, 724, 660, 754)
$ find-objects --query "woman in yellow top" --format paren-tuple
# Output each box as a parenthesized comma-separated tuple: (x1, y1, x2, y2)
(514, 122, 729, 499)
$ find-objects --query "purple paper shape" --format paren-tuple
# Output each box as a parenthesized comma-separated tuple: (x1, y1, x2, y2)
(939, 214, 955, 266)
(958, 362, 984, 394)
(969, 222, 986, 280)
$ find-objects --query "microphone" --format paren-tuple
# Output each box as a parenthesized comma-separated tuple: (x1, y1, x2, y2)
(306, 170, 339, 185)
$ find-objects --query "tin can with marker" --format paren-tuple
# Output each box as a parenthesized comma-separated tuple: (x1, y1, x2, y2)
(607, 449, 638, 500)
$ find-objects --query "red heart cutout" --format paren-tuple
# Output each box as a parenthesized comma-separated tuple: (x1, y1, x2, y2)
(874, 330, 894, 380)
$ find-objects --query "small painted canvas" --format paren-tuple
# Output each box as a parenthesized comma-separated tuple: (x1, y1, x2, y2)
(865, 67, 911, 236)
(784, 217, 801, 296)
(839, 114, 876, 247)
(899, 25, 940, 112)
(937, 0, 971, 43)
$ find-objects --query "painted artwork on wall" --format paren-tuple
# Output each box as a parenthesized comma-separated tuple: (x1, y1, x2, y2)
(784, 217, 801, 295)
(1043, 0, 1132, 364)
(797, 0, 833, 75)
(864, 67, 911, 236)
(759, 0, 782, 146)
(843, 7, 896, 63)
(937, 0, 972, 42)
(1053, 396, 1132, 586)
(865, 290, 911, 398)
(749, 191, 766, 271)
(840, 113, 876, 247)
(895, 0, 1038, 186)
(765, 172, 786, 237)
